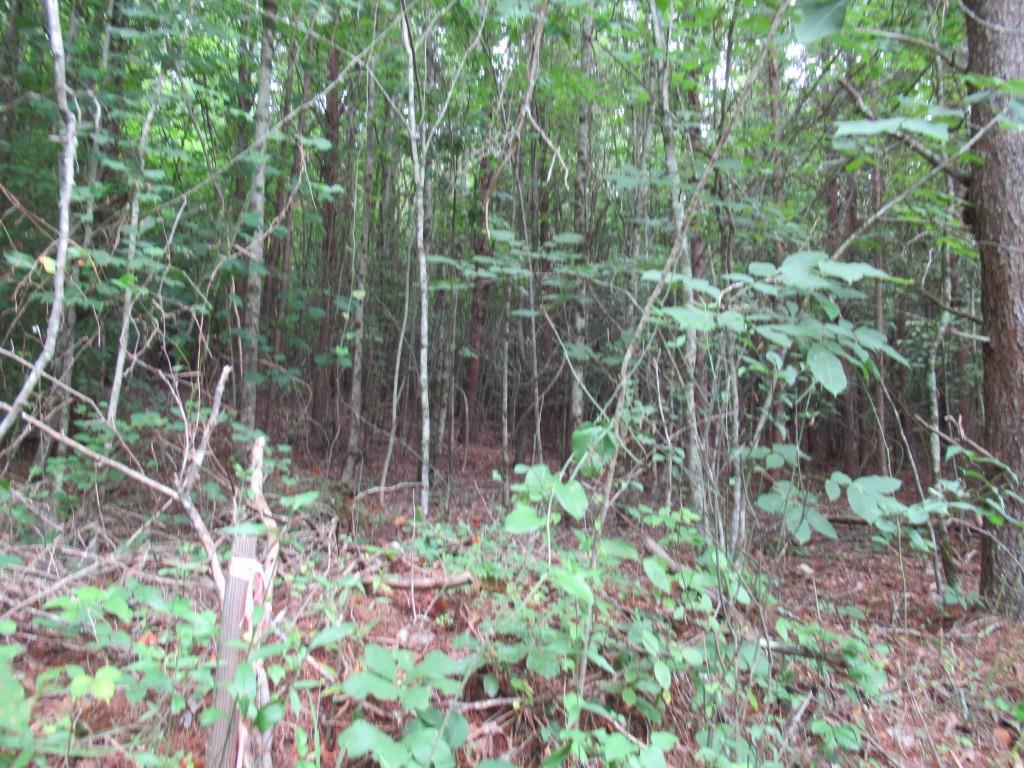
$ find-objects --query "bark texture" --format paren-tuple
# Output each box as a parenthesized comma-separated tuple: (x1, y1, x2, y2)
(966, 0, 1024, 617)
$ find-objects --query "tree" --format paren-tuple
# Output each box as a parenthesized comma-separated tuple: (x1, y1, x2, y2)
(965, 0, 1024, 617)
(240, 0, 276, 430)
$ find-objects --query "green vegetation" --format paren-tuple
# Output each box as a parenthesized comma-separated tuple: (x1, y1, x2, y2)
(2, 0, 1024, 765)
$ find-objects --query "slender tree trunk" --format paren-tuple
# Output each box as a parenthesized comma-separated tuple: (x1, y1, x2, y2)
(35, 0, 115, 470)
(108, 83, 161, 424)
(841, 175, 861, 474)
(872, 167, 888, 473)
(649, 0, 706, 530)
(569, 13, 595, 450)
(401, 8, 431, 515)
(342, 40, 378, 484)
(311, 45, 341, 430)
(0, 0, 22, 172)
(268, 69, 311, 372)
(241, 0, 275, 430)
(966, 0, 1024, 617)
(463, 163, 494, 444)
(0, 0, 77, 445)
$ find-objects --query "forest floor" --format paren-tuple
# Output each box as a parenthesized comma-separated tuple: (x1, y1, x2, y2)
(3, 438, 1023, 767)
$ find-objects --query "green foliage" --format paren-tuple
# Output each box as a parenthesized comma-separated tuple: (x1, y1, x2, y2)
(338, 644, 475, 767)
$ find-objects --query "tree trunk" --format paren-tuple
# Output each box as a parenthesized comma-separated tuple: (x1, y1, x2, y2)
(240, 0, 275, 430)
(649, 0, 706, 531)
(311, 45, 341, 430)
(401, 9, 431, 515)
(966, 0, 1024, 617)
(569, 13, 595, 449)
(341, 42, 377, 484)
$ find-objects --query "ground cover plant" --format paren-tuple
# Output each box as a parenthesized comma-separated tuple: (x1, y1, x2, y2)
(2, 0, 1024, 765)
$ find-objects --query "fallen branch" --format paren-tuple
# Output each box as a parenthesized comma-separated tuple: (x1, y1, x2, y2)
(0, 559, 107, 622)
(361, 571, 474, 590)
(0, 364, 232, 600)
(455, 696, 521, 713)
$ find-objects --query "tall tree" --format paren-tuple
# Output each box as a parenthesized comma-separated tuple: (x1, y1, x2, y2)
(241, 0, 276, 430)
(569, 11, 594, 445)
(965, 0, 1024, 617)
(341, 19, 378, 485)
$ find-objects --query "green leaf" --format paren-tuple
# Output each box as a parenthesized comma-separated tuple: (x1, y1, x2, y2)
(643, 556, 672, 593)
(600, 538, 639, 562)
(806, 507, 838, 540)
(280, 490, 319, 512)
(308, 622, 354, 650)
(505, 502, 544, 534)
(835, 117, 948, 143)
(364, 644, 396, 678)
(414, 650, 459, 681)
(338, 719, 386, 759)
(444, 710, 470, 748)
(342, 671, 399, 701)
(482, 673, 499, 698)
(254, 700, 284, 732)
(90, 665, 121, 702)
(794, 0, 849, 44)
(653, 660, 671, 689)
(662, 305, 715, 333)
(681, 646, 704, 666)
(526, 647, 561, 678)
(807, 344, 847, 396)
(854, 475, 902, 494)
(550, 566, 594, 606)
(817, 260, 888, 284)
(554, 480, 587, 520)
(603, 732, 635, 761)
(540, 742, 572, 767)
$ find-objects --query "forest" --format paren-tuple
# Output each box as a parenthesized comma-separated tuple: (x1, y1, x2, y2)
(1, 0, 1023, 765)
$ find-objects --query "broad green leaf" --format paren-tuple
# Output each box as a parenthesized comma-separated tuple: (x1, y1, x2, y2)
(662, 305, 715, 333)
(806, 507, 838, 540)
(603, 732, 635, 761)
(854, 475, 902, 494)
(779, 251, 833, 290)
(554, 479, 587, 520)
(794, 0, 849, 43)
(643, 556, 672, 593)
(835, 118, 903, 137)
(342, 671, 398, 701)
(414, 650, 459, 681)
(600, 538, 639, 562)
(818, 260, 887, 284)
(653, 660, 671, 689)
(807, 344, 847, 396)
(444, 710, 470, 748)
(526, 647, 561, 678)
(254, 700, 285, 732)
(364, 644, 396, 678)
(505, 502, 544, 534)
(91, 666, 121, 702)
(338, 719, 387, 759)
(835, 117, 948, 142)
(308, 623, 354, 650)
(550, 566, 594, 606)
(280, 490, 319, 512)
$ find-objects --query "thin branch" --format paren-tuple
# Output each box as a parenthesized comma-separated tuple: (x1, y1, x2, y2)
(0, 0, 77, 443)
(831, 109, 1006, 262)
